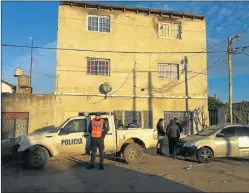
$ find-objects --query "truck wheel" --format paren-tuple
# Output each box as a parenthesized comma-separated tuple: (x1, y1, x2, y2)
(197, 147, 213, 163)
(123, 143, 143, 164)
(24, 146, 49, 169)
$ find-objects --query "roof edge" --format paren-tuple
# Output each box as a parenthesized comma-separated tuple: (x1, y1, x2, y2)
(60, 1, 205, 20)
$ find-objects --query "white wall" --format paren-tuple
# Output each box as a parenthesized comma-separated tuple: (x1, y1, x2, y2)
(1, 82, 14, 93)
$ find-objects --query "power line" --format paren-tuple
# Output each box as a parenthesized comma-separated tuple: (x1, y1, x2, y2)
(1, 63, 57, 78)
(1, 44, 226, 54)
(235, 52, 249, 57)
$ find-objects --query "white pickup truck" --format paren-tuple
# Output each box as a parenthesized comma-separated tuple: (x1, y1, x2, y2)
(7, 113, 158, 169)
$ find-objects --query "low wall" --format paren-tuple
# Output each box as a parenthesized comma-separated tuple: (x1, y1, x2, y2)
(1, 93, 56, 134)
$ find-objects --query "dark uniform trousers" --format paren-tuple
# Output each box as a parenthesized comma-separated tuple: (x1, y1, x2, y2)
(90, 137, 105, 165)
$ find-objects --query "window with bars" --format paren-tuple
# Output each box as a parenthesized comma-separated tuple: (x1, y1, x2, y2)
(88, 15, 110, 32)
(158, 22, 181, 39)
(158, 64, 179, 80)
(86, 58, 110, 76)
(113, 110, 153, 129)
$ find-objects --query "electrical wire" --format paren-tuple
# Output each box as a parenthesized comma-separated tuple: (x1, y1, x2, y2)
(1, 44, 226, 54)
(1, 63, 57, 78)
(235, 52, 249, 57)
(158, 56, 225, 93)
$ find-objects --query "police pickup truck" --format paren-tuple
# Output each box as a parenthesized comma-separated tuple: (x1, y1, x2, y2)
(7, 113, 158, 169)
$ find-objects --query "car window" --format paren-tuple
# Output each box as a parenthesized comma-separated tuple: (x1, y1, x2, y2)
(103, 118, 110, 131)
(64, 119, 87, 133)
(219, 127, 237, 137)
(237, 126, 249, 137)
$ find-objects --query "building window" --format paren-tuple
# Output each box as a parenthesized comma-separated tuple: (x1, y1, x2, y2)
(114, 110, 153, 129)
(158, 22, 181, 39)
(124, 111, 142, 128)
(158, 64, 179, 80)
(87, 58, 110, 76)
(88, 15, 110, 32)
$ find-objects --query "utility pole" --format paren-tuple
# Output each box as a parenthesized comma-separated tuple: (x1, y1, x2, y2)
(228, 36, 233, 123)
(184, 56, 189, 112)
(29, 37, 33, 88)
(227, 34, 241, 124)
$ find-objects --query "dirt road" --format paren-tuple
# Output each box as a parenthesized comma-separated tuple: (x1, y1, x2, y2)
(2, 148, 249, 192)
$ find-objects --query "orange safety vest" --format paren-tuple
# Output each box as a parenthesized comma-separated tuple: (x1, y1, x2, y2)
(91, 119, 104, 138)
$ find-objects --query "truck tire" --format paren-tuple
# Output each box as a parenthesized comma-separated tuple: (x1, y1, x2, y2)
(197, 147, 214, 163)
(123, 143, 143, 164)
(23, 146, 49, 169)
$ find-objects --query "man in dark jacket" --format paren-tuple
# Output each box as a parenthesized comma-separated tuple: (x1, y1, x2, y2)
(174, 117, 183, 133)
(88, 112, 109, 170)
(156, 118, 165, 155)
(166, 119, 180, 158)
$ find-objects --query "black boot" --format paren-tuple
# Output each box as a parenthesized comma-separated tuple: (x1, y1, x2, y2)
(157, 148, 160, 154)
(87, 164, 94, 170)
(100, 163, 104, 170)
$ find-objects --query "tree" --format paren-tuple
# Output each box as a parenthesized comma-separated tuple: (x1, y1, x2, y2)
(208, 95, 224, 110)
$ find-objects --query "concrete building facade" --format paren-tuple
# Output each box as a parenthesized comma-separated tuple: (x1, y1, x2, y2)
(54, 1, 209, 134)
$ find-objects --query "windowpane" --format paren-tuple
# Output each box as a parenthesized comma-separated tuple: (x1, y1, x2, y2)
(238, 127, 249, 137)
(220, 127, 237, 137)
(99, 17, 110, 32)
(159, 22, 181, 39)
(88, 16, 98, 31)
(124, 111, 142, 128)
(86, 58, 110, 76)
(64, 119, 86, 133)
(158, 64, 179, 80)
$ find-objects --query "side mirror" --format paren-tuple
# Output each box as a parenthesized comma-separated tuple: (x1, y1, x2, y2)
(217, 133, 224, 138)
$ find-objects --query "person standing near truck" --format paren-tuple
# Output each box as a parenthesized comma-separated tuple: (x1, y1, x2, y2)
(174, 117, 183, 133)
(166, 119, 180, 158)
(156, 118, 165, 155)
(88, 112, 109, 170)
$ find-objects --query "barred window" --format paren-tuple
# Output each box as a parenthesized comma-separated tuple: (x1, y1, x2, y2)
(88, 15, 110, 32)
(124, 111, 142, 128)
(158, 64, 179, 80)
(158, 22, 181, 39)
(87, 58, 110, 76)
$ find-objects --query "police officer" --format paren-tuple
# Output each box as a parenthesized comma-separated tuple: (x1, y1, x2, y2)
(88, 112, 109, 170)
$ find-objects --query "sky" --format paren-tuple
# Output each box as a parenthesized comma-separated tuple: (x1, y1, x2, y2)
(1, 1, 249, 102)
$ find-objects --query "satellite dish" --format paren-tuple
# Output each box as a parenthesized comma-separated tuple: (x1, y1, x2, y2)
(99, 82, 112, 94)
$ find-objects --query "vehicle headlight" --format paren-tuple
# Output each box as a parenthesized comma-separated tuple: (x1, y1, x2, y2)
(183, 142, 195, 147)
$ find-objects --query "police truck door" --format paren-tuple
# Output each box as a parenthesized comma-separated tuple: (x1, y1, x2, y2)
(56, 118, 89, 155)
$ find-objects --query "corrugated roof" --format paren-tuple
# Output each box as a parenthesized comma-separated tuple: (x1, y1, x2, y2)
(60, 1, 205, 20)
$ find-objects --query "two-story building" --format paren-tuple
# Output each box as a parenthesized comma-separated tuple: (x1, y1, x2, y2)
(54, 1, 208, 134)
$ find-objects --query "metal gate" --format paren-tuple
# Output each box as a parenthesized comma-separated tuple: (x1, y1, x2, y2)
(164, 111, 193, 135)
(209, 110, 218, 125)
(1, 112, 29, 140)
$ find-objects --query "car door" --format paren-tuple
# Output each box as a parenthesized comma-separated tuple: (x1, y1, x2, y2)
(56, 118, 89, 155)
(237, 126, 249, 156)
(102, 117, 115, 153)
(215, 126, 239, 157)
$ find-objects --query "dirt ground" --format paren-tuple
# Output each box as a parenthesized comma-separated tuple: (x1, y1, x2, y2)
(2, 148, 249, 192)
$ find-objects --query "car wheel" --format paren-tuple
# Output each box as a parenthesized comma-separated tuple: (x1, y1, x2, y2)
(123, 143, 143, 164)
(24, 146, 49, 169)
(197, 147, 213, 163)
